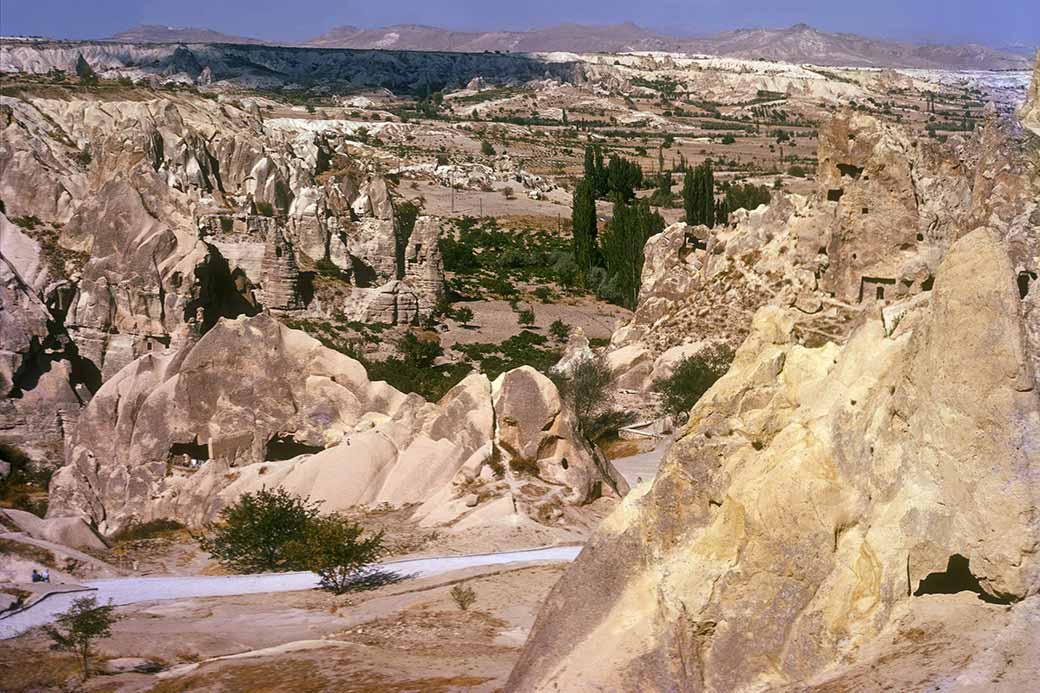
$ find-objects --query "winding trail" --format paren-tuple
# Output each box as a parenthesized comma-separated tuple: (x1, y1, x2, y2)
(0, 545, 581, 640)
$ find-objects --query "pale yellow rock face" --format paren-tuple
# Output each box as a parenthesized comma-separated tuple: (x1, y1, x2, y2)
(509, 228, 1040, 691)
(1019, 51, 1040, 136)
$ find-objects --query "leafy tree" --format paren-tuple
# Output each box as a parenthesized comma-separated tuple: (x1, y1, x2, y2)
(715, 197, 730, 225)
(683, 161, 716, 228)
(571, 178, 597, 287)
(398, 332, 443, 368)
(549, 319, 571, 343)
(198, 488, 322, 573)
(605, 154, 643, 201)
(654, 345, 735, 420)
(480, 139, 496, 156)
(722, 182, 771, 215)
(557, 356, 614, 437)
(285, 515, 385, 594)
(45, 596, 119, 680)
(599, 196, 664, 309)
(454, 306, 474, 327)
(517, 307, 536, 327)
(583, 144, 608, 197)
(74, 54, 98, 85)
(648, 172, 674, 206)
(394, 200, 421, 279)
(556, 355, 634, 442)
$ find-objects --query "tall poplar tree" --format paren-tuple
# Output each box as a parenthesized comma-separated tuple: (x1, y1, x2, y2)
(572, 178, 597, 287)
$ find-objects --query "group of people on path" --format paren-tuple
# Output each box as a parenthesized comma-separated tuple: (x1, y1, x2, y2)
(30, 568, 50, 583)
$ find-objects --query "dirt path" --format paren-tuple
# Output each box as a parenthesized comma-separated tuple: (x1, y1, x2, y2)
(0, 545, 581, 639)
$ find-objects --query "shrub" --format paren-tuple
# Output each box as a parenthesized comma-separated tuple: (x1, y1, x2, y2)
(533, 286, 554, 303)
(110, 519, 185, 543)
(549, 319, 571, 343)
(654, 345, 735, 420)
(557, 355, 615, 438)
(0, 443, 50, 516)
(11, 215, 42, 230)
(197, 488, 322, 573)
(398, 332, 443, 368)
(285, 515, 385, 594)
(721, 134, 736, 145)
(45, 596, 119, 680)
(501, 186, 515, 200)
(449, 583, 477, 610)
(255, 201, 274, 217)
(453, 306, 474, 326)
(480, 139, 496, 156)
(516, 307, 535, 327)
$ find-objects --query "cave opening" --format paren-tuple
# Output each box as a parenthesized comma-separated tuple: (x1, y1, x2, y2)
(265, 435, 325, 461)
(1018, 271, 1036, 300)
(837, 163, 864, 180)
(184, 247, 262, 333)
(168, 439, 210, 471)
(827, 188, 844, 202)
(913, 554, 1013, 605)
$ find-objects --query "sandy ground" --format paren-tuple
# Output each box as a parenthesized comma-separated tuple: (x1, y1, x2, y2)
(1, 562, 570, 692)
(440, 296, 630, 350)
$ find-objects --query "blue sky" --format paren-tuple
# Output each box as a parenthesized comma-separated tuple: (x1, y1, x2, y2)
(3, 0, 1038, 47)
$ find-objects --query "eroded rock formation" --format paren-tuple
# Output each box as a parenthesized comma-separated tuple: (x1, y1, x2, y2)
(607, 108, 1039, 391)
(47, 314, 624, 534)
(0, 87, 447, 466)
(510, 86, 1040, 692)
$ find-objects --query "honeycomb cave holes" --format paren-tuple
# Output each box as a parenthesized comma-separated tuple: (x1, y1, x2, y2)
(913, 554, 1015, 605)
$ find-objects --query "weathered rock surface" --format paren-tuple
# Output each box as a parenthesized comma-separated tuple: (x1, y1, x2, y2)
(47, 314, 622, 533)
(510, 227, 1040, 690)
(1019, 51, 1040, 136)
(607, 109, 1039, 391)
(0, 86, 449, 467)
(1, 508, 106, 550)
(510, 88, 1040, 689)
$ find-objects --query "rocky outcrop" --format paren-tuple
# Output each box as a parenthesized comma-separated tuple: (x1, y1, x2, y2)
(510, 97, 1040, 689)
(47, 314, 623, 534)
(607, 109, 1039, 391)
(0, 85, 449, 466)
(509, 227, 1040, 691)
(1019, 51, 1040, 136)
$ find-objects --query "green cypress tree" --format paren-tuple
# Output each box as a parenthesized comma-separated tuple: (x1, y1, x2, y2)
(572, 178, 597, 287)
(701, 160, 716, 228)
(682, 166, 701, 225)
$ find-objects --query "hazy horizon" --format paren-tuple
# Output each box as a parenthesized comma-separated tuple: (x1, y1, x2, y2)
(4, 1, 1039, 50)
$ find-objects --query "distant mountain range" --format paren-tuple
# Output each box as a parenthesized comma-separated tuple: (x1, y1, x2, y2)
(103, 22, 1033, 70)
(109, 25, 269, 45)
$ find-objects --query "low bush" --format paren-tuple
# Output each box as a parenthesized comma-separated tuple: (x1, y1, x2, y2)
(449, 583, 477, 610)
(110, 519, 185, 544)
